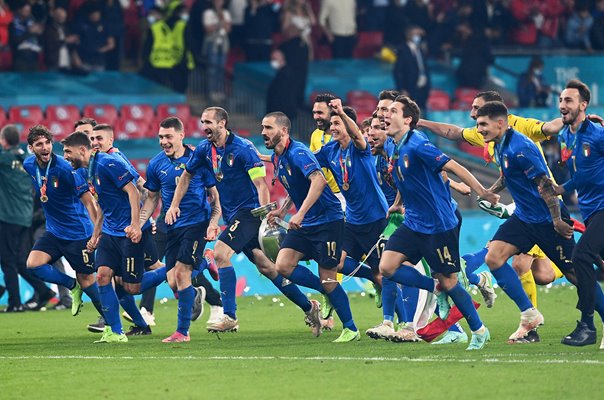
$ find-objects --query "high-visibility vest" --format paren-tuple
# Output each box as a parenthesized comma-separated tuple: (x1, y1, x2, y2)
(149, 21, 175, 68)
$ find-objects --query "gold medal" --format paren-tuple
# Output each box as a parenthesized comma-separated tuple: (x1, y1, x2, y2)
(40, 195, 48, 203)
(216, 171, 224, 181)
(342, 182, 350, 191)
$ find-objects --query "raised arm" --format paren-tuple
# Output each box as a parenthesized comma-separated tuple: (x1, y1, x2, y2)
(417, 119, 464, 141)
(330, 98, 366, 150)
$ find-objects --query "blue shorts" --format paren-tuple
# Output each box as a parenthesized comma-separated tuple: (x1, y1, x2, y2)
(32, 231, 95, 275)
(385, 223, 461, 274)
(218, 208, 261, 262)
(165, 222, 209, 271)
(343, 218, 387, 269)
(282, 219, 345, 269)
(96, 234, 145, 283)
(492, 214, 575, 272)
(142, 227, 160, 269)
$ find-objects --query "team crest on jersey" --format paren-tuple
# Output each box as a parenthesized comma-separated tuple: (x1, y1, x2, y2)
(503, 155, 509, 169)
(175, 163, 185, 170)
(403, 154, 409, 169)
(583, 143, 591, 157)
(227, 153, 235, 167)
(52, 177, 59, 188)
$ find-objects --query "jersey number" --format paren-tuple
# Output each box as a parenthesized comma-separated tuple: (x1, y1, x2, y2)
(126, 257, 136, 274)
(81, 250, 89, 264)
(555, 245, 566, 261)
(436, 246, 452, 264)
(229, 220, 240, 232)
(326, 241, 337, 258)
(376, 241, 386, 259)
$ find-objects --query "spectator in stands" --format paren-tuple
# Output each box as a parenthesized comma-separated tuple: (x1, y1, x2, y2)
(167, 3, 192, 93)
(403, 0, 433, 33)
(455, 22, 493, 90)
(72, 2, 115, 72)
(510, 0, 567, 48)
(360, 0, 388, 32)
(228, 0, 246, 50)
(203, 0, 231, 101)
(0, 125, 34, 312)
(592, 0, 604, 50)
(186, 0, 208, 68)
(279, 11, 309, 109)
(485, 0, 517, 45)
(281, 0, 315, 59)
(43, 6, 78, 72)
(266, 49, 297, 121)
(319, 0, 356, 59)
(102, 0, 125, 70)
(9, 0, 43, 71)
(382, 0, 407, 49)
(393, 25, 430, 112)
(140, 7, 172, 87)
(0, 0, 12, 49)
(517, 56, 551, 108)
(565, 1, 594, 52)
(243, 0, 278, 62)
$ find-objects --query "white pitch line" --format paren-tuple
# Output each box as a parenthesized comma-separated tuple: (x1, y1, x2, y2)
(0, 355, 603, 365)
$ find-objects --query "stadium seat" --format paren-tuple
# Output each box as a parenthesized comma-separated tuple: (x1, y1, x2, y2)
(0, 107, 6, 126)
(130, 159, 149, 178)
(114, 119, 150, 140)
(156, 103, 191, 122)
(356, 110, 373, 125)
(120, 104, 154, 121)
(238, 128, 251, 138)
(43, 120, 74, 141)
(453, 88, 480, 110)
(458, 141, 484, 159)
(353, 31, 383, 59)
(427, 90, 451, 111)
(83, 104, 118, 125)
(187, 118, 207, 139)
(46, 105, 81, 122)
(9, 105, 44, 125)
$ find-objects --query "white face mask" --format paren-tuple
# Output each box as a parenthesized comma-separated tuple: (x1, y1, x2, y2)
(412, 34, 422, 45)
(181, 13, 189, 22)
(270, 59, 281, 70)
(147, 15, 157, 24)
(533, 69, 542, 76)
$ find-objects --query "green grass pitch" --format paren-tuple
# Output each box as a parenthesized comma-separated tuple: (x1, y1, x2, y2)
(1, 286, 602, 399)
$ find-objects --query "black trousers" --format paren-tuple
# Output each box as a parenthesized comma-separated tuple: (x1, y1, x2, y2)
(572, 209, 604, 317)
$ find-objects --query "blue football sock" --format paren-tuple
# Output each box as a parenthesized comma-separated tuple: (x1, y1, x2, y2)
(326, 284, 357, 331)
(463, 248, 488, 286)
(271, 275, 311, 312)
(218, 266, 237, 319)
(82, 282, 104, 318)
(177, 285, 195, 335)
(30, 264, 76, 289)
(381, 277, 397, 322)
(447, 283, 483, 331)
(389, 267, 435, 292)
(491, 262, 533, 312)
(401, 285, 419, 323)
(287, 265, 324, 293)
(98, 283, 122, 334)
(140, 266, 167, 292)
(341, 257, 374, 281)
(449, 323, 464, 333)
(115, 285, 148, 328)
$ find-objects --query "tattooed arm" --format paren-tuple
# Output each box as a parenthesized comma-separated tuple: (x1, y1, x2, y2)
(205, 186, 222, 240)
(535, 174, 573, 239)
(417, 119, 463, 141)
(487, 174, 506, 194)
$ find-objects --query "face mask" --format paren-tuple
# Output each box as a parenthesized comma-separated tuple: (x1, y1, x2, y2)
(412, 35, 422, 45)
(270, 59, 281, 70)
(147, 15, 157, 24)
(181, 13, 189, 22)
(533, 69, 542, 76)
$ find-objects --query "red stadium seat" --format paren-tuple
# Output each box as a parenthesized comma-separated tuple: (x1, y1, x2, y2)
(427, 90, 451, 111)
(46, 105, 81, 122)
(120, 104, 154, 121)
(156, 103, 191, 122)
(83, 104, 118, 125)
(0, 107, 6, 126)
(346, 90, 378, 114)
(114, 119, 150, 140)
(129, 159, 149, 178)
(187, 118, 207, 139)
(43, 120, 74, 141)
(458, 141, 484, 159)
(453, 87, 480, 110)
(353, 31, 383, 59)
(9, 106, 44, 125)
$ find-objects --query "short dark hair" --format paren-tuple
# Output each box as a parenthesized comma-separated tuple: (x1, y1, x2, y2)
(74, 117, 97, 129)
(92, 123, 113, 132)
(475, 91, 503, 103)
(566, 79, 591, 104)
(61, 131, 92, 148)
(1, 124, 21, 146)
(27, 125, 53, 145)
(361, 117, 372, 129)
(330, 106, 358, 124)
(265, 112, 291, 131)
(378, 90, 400, 101)
(159, 116, 184, 131)
(203, 107, 229, 126)
(393, 95, 420, 129)
(314, 93, 336, 106)
(476, 101, 509, 120)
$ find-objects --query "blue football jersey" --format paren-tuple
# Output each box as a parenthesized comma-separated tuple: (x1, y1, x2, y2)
(391, 130, 458, 234)
(560, 120, 604, 221)
(145, 147, 215, 229)
(272, 140, 343, 226)
(374, 138, 397, 207)
(24, 154, 93, 240)
(186, 132, 263, 224)
(315, 139, 388, 224)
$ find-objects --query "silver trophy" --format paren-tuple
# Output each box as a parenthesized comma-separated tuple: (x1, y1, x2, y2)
(252, 202, 289, 263)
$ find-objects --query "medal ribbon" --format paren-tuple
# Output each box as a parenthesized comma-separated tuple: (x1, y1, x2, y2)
(339, 146, 350, 188)
(272, 138, 290, 186)
(559, 132, 578, 163)
(87, 150, 99, 199)
(36, 155, 52, 201)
